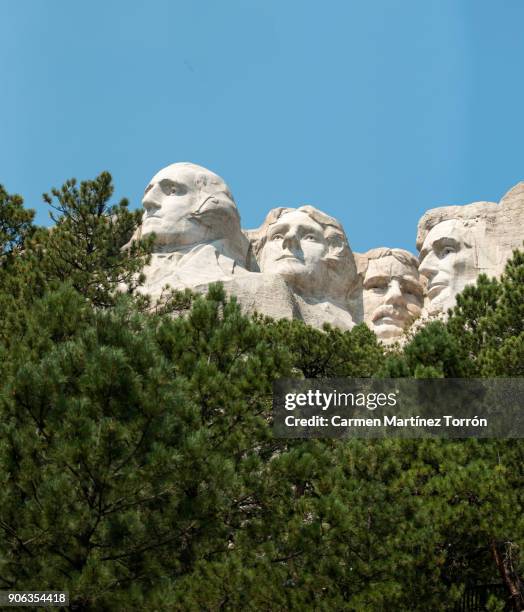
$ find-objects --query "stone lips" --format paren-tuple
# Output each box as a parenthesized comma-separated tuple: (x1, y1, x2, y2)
(134, 162, 524, 342)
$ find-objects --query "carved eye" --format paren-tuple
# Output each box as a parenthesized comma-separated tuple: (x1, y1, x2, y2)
(401, 282, 423, 300)
(271, 234, 284, 241)
(303, 234, 318, 241)
(440, 246, 456, 258)
(159, 179, 187, 196)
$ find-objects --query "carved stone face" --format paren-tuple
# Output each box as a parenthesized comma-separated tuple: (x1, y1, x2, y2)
(258, 210, 330, 292)
(141, 163, 236, 248)
(418, 219, 477, 313)
(363, 255, 423, 340)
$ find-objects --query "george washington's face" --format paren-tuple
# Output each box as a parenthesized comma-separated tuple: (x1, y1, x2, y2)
(141, 164, 233, 248)
(419, 219, 477, 312)
(259, 211, 330, 290)
(142, 165, 201, 246)
(363, 256, 423, 340)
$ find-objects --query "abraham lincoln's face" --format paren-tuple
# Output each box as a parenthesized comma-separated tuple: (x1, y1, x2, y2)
(419, 219, 477, 312)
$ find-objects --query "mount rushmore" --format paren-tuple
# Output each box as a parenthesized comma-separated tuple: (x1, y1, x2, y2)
(131, 162, 524, 343)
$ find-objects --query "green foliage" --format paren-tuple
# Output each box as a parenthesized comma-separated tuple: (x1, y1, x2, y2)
(260, 317, 385, 378)
(403, 321, 468, 378)
(0, 172, 152, 353)
(447, 248, 524, 376)
(0, 184, 35, 264)
(0, 285, 291, 609)
(0, 186, 38, 348)
(2, 274, 522, 609)
(36, 172, 153, 307)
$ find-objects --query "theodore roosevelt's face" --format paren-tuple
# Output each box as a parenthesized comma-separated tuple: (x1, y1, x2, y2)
(363, 255, 423, 340)
(258, 211, 330, 289)
(141, 165, 220, 247)
(419, 219, 477, 313)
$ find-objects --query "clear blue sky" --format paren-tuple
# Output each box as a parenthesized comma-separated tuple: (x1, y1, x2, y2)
(1, 0, 523, 253)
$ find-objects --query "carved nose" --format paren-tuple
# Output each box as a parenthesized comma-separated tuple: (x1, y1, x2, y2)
(143, 198, 161, 213)
(282, 233, 300, 250)
(419, 253, 437, 279)
(385, 280, 404, 305)
(142, 182, 163, 212)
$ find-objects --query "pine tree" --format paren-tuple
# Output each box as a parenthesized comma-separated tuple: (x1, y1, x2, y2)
(0, 185, 35, 265)
(447, 247, 524, 376)
(259, 317, 384, 378)
(0, 284, 293, 609)
(35, 172, 153, 307)
(0, 185, 37, 347)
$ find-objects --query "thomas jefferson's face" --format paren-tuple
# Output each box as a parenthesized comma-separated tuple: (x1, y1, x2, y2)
(259, 211, 330, 289)
(363, 256, 423, 340)
(141, 165, 215, 247)
(419, 219, 477, 312)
